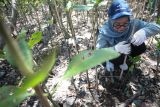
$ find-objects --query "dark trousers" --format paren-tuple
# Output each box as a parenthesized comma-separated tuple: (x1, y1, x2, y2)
(103, 43, 146, 69)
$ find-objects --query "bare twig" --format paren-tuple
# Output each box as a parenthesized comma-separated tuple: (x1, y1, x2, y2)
(44, 85, 60, 107)
(66, 10, 79, 54)
(86, 71, 97, 102)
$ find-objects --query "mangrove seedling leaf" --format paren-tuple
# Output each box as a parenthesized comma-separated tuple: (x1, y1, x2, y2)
(0, 86, 33, 107)
(4, 36, 33, 68)
(16, 48, 57, 94)
(63, 48, 119, 79)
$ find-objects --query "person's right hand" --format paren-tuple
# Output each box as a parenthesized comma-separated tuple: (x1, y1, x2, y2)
(114, 41, 131, 54)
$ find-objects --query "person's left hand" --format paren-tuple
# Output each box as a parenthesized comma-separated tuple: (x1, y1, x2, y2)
(131, 29, 146, 46)
(106, 61, 114, 72)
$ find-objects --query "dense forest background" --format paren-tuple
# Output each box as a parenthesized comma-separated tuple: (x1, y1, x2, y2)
(0, 0, 160, 107)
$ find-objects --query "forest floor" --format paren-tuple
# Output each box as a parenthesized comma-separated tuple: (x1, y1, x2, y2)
(1, 0, 160, 106)
(45, 40, 160, 107)
(0, 38, 160, 107)
(0, 10, 160, 106)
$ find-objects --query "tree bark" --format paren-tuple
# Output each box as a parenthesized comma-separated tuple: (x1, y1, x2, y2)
(158, 0, 160, 17)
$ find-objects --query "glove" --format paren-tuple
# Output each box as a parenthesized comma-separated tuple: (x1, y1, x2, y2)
(119, 63, 128, 71)
(106, 61, 114, 72)
(131, 29, 146, 46)
(114, 41, 131, 54)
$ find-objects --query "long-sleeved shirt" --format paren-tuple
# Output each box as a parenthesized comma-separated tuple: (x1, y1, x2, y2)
(96, 19, 160, 49)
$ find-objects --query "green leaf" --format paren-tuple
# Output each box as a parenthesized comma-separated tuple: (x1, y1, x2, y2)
(154, 36, 160, 49)
(157, 45, 160, 49)
(28, 31, 42, 49)
(66, 1, 72, 11)
(0, 49, 5, 59)
(73, 5, 94, 11)
(0, 48, 57, 107)
(16, 48, 57, 94)
(96, 0, 102, 4)
(156, 42, 160, 49)
(4, 37, 33, 68)
(63, 48, 119, 79)
(129, 56, 141, 64)
(157, 17, 160, 25)
(0, 86, 33, 107)
(47, 19, 53, 24)
(19, 38, 33, 68)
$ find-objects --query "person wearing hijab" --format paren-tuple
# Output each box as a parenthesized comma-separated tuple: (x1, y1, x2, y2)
(96, 0, 160, 72)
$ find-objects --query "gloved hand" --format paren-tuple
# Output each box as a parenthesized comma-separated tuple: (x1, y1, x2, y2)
(131, 29, 146, 46)
(119, 63, 128, 71)
(114, 41, 131, 54)
(106, 61, 114, 72)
